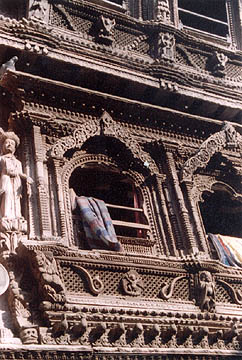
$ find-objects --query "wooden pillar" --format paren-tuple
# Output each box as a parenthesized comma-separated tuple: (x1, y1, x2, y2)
(183, 180, 209, 254)
(155, 174, 178, 256)
(166, 151, 198, 254)
(149, 177, 166, 256)
(52, 158, 68, 245)
(21, 134, 37, 239)
(32, 125, 52, 239)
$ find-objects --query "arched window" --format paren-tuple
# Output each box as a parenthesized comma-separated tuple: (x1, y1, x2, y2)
(200, 187, 242, 238)
(199, 185, 242, 265)
(69, 164, 150, 251)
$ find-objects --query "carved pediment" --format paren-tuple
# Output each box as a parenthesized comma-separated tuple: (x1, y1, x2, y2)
(180, 122, 242, 182)
(50, 111, 159, 175)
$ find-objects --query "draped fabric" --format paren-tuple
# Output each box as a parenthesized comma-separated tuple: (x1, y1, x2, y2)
(208, 234, 242, 267)
(76, 196, 121, 251)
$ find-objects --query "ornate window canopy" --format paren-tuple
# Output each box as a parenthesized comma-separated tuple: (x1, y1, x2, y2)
(180, 122, 242, 183)
(50, 111, 159, 176)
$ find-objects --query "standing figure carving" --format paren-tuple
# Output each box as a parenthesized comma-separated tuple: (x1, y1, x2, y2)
(196, 271, 216, 312)
(0, 130, 32, 234)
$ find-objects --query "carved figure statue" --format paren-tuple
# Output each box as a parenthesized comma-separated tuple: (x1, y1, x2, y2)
(157, 32, 175, 61)
(122, 270, 144, 296)
(210, 51, 228, 76)
(32, 250, 66, 304)
(20, 327, 39, 344)
(0, 130, 33, 232)
(197, 271, 215, 312)
(95, 15, 116, 45)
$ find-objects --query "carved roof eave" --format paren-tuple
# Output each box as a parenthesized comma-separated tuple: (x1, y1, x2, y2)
(2, 1, 240, 58)
(0, 19, 241, 104)
(1, 16, 242, 66)
(2, 70, 242, 137)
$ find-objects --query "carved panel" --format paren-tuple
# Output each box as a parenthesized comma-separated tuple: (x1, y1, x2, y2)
(59, 262, 190, 301)
(176, 45, 208, 71)
(121, 270, 144, 296)
(50, 4, 93, 33)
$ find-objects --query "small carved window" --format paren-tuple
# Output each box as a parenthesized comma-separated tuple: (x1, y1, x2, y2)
(200, 188, 242, 238)
(178, 0, 231, 39)
(69, 165, 150, 250)
(128, 0, 156, 20)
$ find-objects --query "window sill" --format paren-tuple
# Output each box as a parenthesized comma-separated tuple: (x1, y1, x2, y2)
(84, 0, 127, 13)
(181, 26, 232, 47)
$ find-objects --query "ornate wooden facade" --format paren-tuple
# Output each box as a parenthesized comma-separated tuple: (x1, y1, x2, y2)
(0, 0, 241, 359)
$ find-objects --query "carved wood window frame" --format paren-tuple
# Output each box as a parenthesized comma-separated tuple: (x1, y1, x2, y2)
(193, 177, 242, 239)
(61, 152, 159, 254)
(175, 0, 240, 47)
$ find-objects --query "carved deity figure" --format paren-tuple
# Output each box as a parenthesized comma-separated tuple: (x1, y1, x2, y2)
(29, 0, 48, 21)
(0, 130, 32, 232)
(122, 270, 144, 296)
(95, 15, 116, 45)
(197, 271, 215, 312)
(210, 51, 228, 76)
(32, 250, 66, 304)
(157, 32, 175, 61)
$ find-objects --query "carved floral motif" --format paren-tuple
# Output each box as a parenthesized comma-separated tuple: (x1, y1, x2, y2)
(159, 275, 186, 300)
(71, 264, 104, 295)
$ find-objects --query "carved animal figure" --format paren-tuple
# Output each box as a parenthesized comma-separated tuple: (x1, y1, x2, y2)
(52, 313, 68, 337)
(71, 317, 88, 338)
(0, 56, 18, 79)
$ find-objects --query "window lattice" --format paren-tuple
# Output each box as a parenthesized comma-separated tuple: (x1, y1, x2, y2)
(61, 265, 90, 294)
(114, 29, 139, 48)
(215, 283, 233, 304)
(226, 63, 242, 79)
(50, 6, 92, 34)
